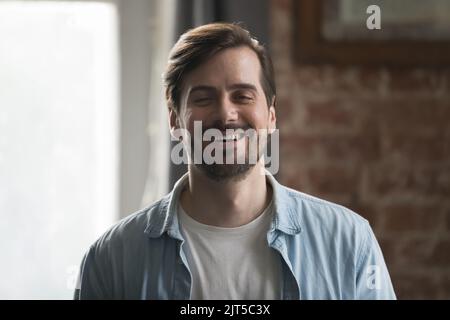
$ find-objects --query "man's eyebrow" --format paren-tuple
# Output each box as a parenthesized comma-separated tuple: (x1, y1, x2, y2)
(189, 86, 216, 95)
(189, 83, 258, 95)
(227, 83, 257, 92)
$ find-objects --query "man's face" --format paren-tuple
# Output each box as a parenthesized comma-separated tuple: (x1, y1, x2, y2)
(170, 46, 276, 181)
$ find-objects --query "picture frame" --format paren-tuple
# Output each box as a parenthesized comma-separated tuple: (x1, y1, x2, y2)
(294, 0, 450, 66)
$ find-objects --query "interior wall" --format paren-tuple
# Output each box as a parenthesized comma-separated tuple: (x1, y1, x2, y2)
(271, 0, 450, 299)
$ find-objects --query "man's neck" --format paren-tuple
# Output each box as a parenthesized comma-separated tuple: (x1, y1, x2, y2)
(180, 162, 272, 228)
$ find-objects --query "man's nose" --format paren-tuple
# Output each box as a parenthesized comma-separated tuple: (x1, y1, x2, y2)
(216, 95, 238, 123)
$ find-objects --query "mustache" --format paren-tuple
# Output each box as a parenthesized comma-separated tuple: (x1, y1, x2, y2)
(202, 123, 253, 133)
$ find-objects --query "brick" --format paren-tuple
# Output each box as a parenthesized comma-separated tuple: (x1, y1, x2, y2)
(304, 99, 354, 128)
(383, 205, 443, 234)
(280, 135, 317, 165)
(447, 209, 450, 231)
(279, 166, 309, 193)
(377, 237, 398, 269)
(294, 66, 393, 95)
(399, 237, 450, 270)
(275, 96, 293, 116)
(391, 272, 440, 299)
(308, 165, 360, 196)
(382, 132, 449, 163)
(295, 67, 326, 91)
(359, 68, 391, 95)
(389, 69, 450, 95)
(441, 274, 450, 299)
(281, 132, 381, 165)
(347, 203, 379, 229)
(398, 237, 435, 267)
(369, 164, 450, 199)
(390, 69, 433, 92)
(377, 99, 450, 132)
(319, 134, 380, 163)
(428, 239, 450, 268)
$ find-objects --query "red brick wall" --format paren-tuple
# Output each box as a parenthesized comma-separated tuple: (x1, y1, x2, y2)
(271, 0, 450, 299)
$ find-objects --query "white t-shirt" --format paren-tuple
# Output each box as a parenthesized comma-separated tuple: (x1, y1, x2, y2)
(178, 200, 282, 300)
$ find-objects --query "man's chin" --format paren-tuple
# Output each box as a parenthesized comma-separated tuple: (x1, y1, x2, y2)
(197, 163, 255, 182)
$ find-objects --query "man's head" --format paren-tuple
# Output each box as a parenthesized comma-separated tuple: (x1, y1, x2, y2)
(164, 22, 276, 115)
(165, 23, 277, 181)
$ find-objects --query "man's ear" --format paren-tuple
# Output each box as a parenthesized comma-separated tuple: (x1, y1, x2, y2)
(169, 108, 180, 138)
(268, 96, 277, 133)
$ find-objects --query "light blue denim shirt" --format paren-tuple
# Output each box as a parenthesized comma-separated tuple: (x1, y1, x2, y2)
(75, 172, 396, 300)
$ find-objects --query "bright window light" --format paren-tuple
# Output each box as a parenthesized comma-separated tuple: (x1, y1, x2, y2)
(0, 1, 119, 299)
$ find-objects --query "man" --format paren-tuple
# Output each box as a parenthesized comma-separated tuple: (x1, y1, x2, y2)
(75, 23, 396, 300)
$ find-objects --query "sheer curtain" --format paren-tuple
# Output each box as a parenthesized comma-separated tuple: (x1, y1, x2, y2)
(0, 0, 119, 299)
(140, 0, 175, 206)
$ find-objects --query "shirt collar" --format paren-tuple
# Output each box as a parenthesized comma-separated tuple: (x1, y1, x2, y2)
(144, 170, 302, 239)
(266, 172, 302, 236)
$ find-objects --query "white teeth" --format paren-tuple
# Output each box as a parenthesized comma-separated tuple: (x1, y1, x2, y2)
(225, 134, 236, 140)
(217, 133, 245, 142)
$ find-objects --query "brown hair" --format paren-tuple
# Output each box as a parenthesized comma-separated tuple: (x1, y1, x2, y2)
(163, 22, 276, 113)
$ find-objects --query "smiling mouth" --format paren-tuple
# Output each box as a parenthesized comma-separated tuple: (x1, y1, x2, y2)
(215, 132, 246, 142)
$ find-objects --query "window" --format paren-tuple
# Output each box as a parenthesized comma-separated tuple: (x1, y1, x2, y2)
(0, 1, 119, 299)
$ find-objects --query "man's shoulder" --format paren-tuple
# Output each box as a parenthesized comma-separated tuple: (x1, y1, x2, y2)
(277, 183, 374, 262)
(278, 183, 370, 233)
(89, 195, 169, 254)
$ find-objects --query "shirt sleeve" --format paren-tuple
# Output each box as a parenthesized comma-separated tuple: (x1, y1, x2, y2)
(355, 222, 397, 300)
(73, 244, 113, 300)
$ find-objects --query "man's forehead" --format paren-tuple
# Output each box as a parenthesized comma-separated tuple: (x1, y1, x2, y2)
(182, 47, 263, 93)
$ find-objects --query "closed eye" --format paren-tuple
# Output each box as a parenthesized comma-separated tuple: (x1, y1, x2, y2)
(233, 94, 254, 104)
(192, 97, 213, 106)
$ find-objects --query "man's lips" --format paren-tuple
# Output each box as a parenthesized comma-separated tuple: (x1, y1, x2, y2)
(202, 125, 253, 142)
(213, 131, 246, 142)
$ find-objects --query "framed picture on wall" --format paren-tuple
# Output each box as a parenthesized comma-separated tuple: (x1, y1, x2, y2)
(295, 0, 450, 66)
